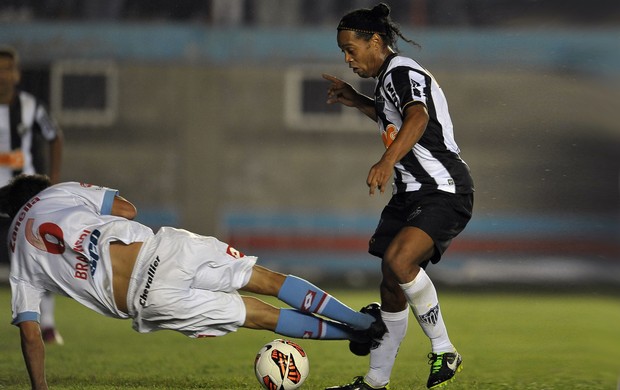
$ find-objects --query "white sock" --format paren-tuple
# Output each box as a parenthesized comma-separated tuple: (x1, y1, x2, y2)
(400, 269, 453, 353)
(39, 292, 56, 329)
(365, 308, 409, 387)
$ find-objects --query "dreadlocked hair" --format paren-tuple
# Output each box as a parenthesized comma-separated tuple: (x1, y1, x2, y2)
(338, 3, 420, 52)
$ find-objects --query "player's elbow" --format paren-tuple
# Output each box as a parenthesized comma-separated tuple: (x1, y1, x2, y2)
(118, 203, 137, 220)
(112, 196, 138, 220)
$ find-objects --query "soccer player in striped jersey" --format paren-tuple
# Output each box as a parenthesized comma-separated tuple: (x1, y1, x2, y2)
(2, 174, 386, 390)
(0, 45, 64, 345)
(323, 3, 474, 389)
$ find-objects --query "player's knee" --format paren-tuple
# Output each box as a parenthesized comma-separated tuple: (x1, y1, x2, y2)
(383, 242, 432, 282)
(244, 265, 286, 296)
(242, 296, 278, 330)
(383, 248, 411, 278)
(380, 278, 407, 310)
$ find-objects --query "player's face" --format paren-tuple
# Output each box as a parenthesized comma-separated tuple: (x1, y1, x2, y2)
(337, 30, 384, 78)
(0, 57, 19, 101)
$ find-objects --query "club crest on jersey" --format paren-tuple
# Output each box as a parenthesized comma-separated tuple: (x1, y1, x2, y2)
(226, 245, 244, 259)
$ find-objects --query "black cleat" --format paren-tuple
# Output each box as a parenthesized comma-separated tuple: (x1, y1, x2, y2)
(325, 376, 388, 390)
(349, 302, 387, 356)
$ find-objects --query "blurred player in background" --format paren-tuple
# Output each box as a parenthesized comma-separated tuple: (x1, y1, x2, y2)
(322, 3, 474, 389)
(1, 174, 386, 390)
(0, 46, 64, 345)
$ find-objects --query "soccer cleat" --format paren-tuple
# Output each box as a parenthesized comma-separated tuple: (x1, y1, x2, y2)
(325, 376, 388, 390)
(41, 327, 64, 345)
(349, 302, 387, 356)
(426, 350, 463, 388)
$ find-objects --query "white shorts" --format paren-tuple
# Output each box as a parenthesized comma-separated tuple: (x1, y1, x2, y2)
(127, 227, 257, 337)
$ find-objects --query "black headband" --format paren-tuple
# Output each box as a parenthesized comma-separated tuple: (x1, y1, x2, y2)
(337, 19, 386, 35)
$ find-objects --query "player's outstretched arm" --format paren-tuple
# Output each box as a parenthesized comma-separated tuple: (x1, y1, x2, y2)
(322, 73, 377, 120)
(18, 321, 48, 390)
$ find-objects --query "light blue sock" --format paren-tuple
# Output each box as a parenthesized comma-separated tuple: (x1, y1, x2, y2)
(277, 275, 374, 330)
(274, 309, 354, 340)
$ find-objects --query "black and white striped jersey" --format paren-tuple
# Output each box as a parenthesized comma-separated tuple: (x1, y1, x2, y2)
(0, 90, 60, 184)
(374, 54, 474, 195)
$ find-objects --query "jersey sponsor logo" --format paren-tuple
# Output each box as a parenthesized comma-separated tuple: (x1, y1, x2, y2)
(71, 228, 102, 280)
(9, 196, 41, 252)
(139, 256, 161, 307)
(72, 229, 91, 280)
(419, 304, 440, 326)
(381, 124, 398, 149)
(80, 182, 105, 191)
(87, 229, 101, 276)
(226, 245, 244, 259)
(385, 82, 399, 109)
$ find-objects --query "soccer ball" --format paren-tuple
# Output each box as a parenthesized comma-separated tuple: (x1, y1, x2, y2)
(254, 339, 309, 390)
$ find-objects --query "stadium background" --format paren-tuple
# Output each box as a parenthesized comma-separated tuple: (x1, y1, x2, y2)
(0, 0, 618, 291)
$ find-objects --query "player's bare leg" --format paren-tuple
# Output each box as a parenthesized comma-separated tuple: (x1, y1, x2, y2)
(241, 296, 279, 330)
(241, 265, 286, 296)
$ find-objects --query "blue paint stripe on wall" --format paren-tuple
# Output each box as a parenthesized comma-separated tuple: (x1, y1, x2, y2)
(222, 211, 619, 239)
(2, 23, 619, 76)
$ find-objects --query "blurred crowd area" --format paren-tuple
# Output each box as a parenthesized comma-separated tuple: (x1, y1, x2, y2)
(1, 0, 619, 27)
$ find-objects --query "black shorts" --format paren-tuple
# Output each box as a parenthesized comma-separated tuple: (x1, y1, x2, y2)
(369, 191, 473, 267)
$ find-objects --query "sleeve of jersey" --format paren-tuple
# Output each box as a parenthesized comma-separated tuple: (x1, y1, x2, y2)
(60, 183, 119, 215)
(388, 67, 428, 116)
(10, 277, 44, 325)
(100, 189, 117, 215)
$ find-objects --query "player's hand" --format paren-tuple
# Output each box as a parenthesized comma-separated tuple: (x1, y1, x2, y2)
(366, 159, 393, 196)
(322, 73, 359, 108)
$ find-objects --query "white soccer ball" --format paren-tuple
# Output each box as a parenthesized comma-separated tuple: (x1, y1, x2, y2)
(254, 339, 309, 390)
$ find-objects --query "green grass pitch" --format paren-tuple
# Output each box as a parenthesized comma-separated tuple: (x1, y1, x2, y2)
(1, 287, 618, 389)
